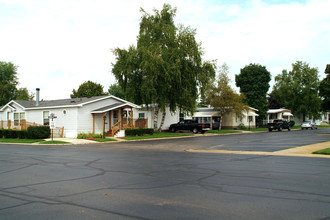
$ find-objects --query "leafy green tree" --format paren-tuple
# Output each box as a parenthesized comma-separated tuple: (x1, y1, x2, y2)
(0, 61, 18, 105)
(112, 4, 216, 130)
(108, 83, 125, 99)
(235, 63, 271, 122)
(272, 61, 321, 120)
(267, 90, 283, 109)
(206, 64, 246, 130)
(16, 88, 34, 100)
(71, 81, 106, 98)
(319, 64, 330, 111)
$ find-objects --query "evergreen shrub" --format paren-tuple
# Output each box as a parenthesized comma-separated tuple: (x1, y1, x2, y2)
(9, 129, 18, 138)
(27, 126, 50, 139)
(289, 120, 295, 127)
(125, 128, 154, 136)
(2, 129, 10, 138)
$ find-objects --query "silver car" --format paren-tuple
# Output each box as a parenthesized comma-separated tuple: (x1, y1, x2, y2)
(301, 121, 318, 130)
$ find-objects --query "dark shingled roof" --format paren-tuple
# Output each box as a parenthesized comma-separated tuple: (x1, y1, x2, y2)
(13, 96, 114, 109)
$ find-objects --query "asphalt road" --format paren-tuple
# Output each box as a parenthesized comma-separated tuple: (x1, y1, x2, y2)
(0, 128, 330, 219)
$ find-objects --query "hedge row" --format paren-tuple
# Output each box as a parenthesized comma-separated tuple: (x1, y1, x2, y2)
(125, 128, 154, 136)
(0, 129, 28, 139)
(0, 126, 50, 139)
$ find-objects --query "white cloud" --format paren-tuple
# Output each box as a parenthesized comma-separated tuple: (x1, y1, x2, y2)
(0, 0, 329, 100)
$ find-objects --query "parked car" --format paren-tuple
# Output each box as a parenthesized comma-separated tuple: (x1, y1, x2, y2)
(267, 119, 291, 132)
(301, 121, 317, 130)
(212, 117, 220, 130)
(169, 119, 211, 134)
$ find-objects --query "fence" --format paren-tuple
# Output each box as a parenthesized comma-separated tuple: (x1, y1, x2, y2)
(122, 118, 148, 129)
(0, 120, 64, 138)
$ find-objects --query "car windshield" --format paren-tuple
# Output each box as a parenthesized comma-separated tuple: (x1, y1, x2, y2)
(303, 121, 311, 124)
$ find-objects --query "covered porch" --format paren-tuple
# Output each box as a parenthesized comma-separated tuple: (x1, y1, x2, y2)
(91, 103, 147, 137)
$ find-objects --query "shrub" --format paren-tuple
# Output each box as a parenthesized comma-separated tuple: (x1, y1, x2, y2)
(9, 129, 18, 139)
(2, 129, 10, 138)
(238, 123, 247, 130)
(289, 120, 295, 127)
(17, 130, 28, 139)
(77, 132, 103, 139)
(0, 129, 3, 138)
(125, 128, 154, 136)
(27, 126, 50, 139)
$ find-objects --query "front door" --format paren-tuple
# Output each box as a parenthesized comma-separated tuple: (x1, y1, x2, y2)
(113, 110, 119, 125)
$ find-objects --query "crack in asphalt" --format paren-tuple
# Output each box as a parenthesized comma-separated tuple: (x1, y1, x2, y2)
(1, 134, 330, 219)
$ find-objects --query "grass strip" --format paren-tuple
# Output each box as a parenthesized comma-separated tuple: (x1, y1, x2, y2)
(39, 140, 71, 144)
(313, 148, 330, 155)
(0, 138, 44, 143)
(207, 130, 242, 134)
(123, 132, 193, 140)
(92, 138, 117, 142)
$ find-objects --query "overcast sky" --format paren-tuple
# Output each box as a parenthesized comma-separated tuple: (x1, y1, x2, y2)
(0, 0, 329, 100)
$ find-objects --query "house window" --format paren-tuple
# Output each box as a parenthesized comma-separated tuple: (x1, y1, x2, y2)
(20, 112, 25, 120)
(14, 113, 19, 126)
(236, 116, 242, 123)
(43, 111, 50, 125)
(138, 113, 145, 119)
(179, 113, 184, 122)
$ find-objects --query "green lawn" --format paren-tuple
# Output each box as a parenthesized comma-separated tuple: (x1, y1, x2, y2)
(313, 148, 330, 155)
(0, 138, 43, 143)
(123, 132, 193, 140)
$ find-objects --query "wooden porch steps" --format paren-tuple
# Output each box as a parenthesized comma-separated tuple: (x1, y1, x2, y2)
(106, 130, 120, 137)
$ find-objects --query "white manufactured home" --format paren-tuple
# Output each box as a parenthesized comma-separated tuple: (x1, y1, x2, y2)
(0, 90, 143, 138)
(0, 88, 262, 137)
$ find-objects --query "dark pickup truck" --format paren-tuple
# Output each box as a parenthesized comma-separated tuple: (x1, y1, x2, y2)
(267, 119, 291, 132)
(169, 119, 211, 134)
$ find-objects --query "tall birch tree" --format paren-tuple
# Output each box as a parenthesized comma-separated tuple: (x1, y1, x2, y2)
(112, 4, 215, 130)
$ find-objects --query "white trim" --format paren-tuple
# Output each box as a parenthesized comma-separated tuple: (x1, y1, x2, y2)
(283, 112, 293, 116)
(81, 95, 139, 108)
(25, 105, 80, 110)
(193, 111, 218, 117)
(0, 100, 25, 111)
(90, 103, 134, 114)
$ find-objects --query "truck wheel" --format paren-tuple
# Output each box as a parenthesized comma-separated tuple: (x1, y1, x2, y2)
(201, 131, 205, 134)
(288, 127, 291, 131)
(192, 128, 198, 134)
(278, 127, 282, 131)
(170, 127, 176, 133)
(268, 128, 272, 132)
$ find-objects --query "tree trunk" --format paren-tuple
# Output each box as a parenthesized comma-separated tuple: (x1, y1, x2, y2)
(219, 115, 223, 130)
(153, 106, 159, 130)
(158, 111, 166, 132)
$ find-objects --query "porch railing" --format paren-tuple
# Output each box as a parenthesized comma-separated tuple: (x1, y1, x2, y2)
(110, 119, 148, 136)
(111, 120, 121, 137)
(0, 120, 43, 130)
